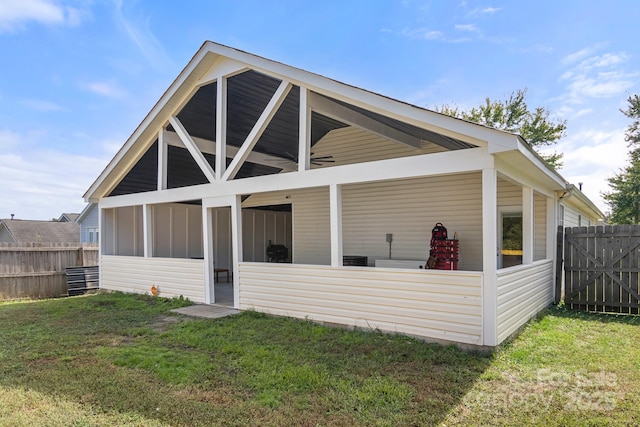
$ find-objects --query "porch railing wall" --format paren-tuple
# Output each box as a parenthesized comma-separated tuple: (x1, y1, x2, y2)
(238, 262, 484, 345)
(496, 260, 554, 343)
(101, 255, 206, 303)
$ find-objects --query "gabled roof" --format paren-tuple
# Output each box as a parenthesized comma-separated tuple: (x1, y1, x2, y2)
(58, 213, 79, 222)
(76, 203, 96, 223)
(85, 41, 528, 202)
(0, 219, 80, 243)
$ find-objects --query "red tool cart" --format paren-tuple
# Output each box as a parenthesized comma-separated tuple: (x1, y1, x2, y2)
(428, 222, 459, 270)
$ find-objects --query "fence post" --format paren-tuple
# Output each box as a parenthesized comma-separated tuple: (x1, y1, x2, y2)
(555, 226, 564, 304)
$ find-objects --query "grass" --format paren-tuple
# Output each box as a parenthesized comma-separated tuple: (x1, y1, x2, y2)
(0, 293, 639, 426)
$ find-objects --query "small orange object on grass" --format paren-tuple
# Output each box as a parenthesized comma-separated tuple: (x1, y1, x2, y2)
(151, 285, 159, 296)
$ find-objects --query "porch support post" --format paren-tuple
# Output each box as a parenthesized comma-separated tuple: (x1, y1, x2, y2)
(482, 168, 498, 346)
(329, 183, 343, 267)
(522, 187, 534, 265)
(158, 129, 168, 190)
(203, 207, 215, 304)
(230, 195, 243, 309)
(546, 195, 555, 260)
(97, 206, 103, 289)
(216, 76, 227, 178)
(298, 87, 311, 171)
(143, 204, 153, 258)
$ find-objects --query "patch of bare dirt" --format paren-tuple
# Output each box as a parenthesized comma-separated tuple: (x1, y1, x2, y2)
(150, 314, 188, 332)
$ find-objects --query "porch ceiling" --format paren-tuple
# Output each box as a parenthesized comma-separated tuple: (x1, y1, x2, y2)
(175, 69, 474, 165)
(174, 70, 349, 162)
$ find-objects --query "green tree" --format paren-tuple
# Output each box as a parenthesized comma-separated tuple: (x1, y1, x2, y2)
(602, 94, 640, 224)
(436, 89, 566, 169)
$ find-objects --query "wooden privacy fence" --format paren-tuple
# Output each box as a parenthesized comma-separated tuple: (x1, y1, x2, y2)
(562, 225, 640, 314)
(0, 243, 98, 301)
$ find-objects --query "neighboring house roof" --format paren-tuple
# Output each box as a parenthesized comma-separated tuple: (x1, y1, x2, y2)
(58, 213, 80, 222)
(76, 203, 96, 224)
(0, 219, 80, 243)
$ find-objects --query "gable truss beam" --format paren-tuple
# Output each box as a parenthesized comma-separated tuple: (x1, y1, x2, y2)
(162, 131, 298, 171)
(216, 75, 227, 178)
(168, 116, 217, 182)
(308, 92, 422, 149)
(222, 80, 292, 181)
(298, 87, 311, 171)
(157, 129, 168, 190)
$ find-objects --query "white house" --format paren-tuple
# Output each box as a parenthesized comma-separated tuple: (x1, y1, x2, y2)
(84, 41, 603, 348)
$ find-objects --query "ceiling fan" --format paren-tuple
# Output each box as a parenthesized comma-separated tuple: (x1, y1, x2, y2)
(282, 152, 335, 166)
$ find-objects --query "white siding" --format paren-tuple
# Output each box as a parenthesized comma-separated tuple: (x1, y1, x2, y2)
(562, 204, 581, 227)
(310, 126, 447, 168)
(561, 203, 597, 228)
(496, 260, 554, 343)
(239, 262, 483, 345)
(342, 173, 483, 270)
(497, 177, 522, 207)
(101, 255, 205, 302)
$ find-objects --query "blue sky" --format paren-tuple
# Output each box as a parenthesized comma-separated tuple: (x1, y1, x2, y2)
(1, 0, 638, 219)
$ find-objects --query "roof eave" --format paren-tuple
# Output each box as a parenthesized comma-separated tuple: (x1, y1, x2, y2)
(562, 184, 605, 219)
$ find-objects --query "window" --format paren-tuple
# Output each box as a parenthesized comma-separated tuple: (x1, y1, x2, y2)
(87, 227, 99, 243)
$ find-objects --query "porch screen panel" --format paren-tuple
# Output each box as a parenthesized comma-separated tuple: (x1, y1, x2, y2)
(153, 205, 171, 257)
(115, 206, 143, 257)
(534, 193, 547, 261)
(188, 207, 204, 258)
(172, 206, 188, 258)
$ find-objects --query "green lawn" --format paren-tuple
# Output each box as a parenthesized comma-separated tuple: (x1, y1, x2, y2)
(0, 292, 638, 426)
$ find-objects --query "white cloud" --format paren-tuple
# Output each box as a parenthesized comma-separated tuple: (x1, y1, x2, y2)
(523, 44, 553, 54)
(558, 47, 638, 105)
(401, 27, 471, 43)
(468, 6, 501, 16)
(455, 24, 479, 32)
(565, 73, 635, 100)
(572, 108, 593, 119)
(561, 47, 595, 66)
(113, 0, 174, 70)
(80, 80, 127, 99)
(580, 52, 629, 69)
(482, 7, 501, 14)
(402, 27, 444, 40)
(0, 130, 20, 149)
(0, 0, 84, 32)
(21, 98, 66, 112)
(0, 131, 116, 220)
(547, 127, 628, 213)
